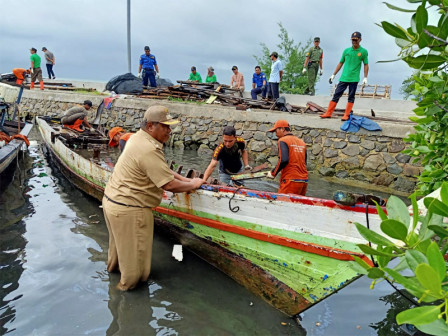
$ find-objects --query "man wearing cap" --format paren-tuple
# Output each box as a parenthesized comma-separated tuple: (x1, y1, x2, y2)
(321, 32, 369, 121)
(188, 66, 202, 83)
(230, 66, 245, 96)
(42, 47, 56, 79)
(205, 66, 217, 83)
(103, 105, 203, 291)
(203, 125, 251, 186)
(268, 52, 283, 100)
(251, 65, 267, 100)
(302, 37, 323, 96)
(138, 46, 159, 88)
(267, 120, 308, 196)
(29, 48, 44, 90)
(61, 100, 94, 132)
(108, 127, 133, 152)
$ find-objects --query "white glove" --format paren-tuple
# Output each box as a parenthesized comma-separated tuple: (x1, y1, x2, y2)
(137, 73, 141, 78)
(320, 69, 323, 76)
(89, 127, 95, 132)
(302, 68, 307, 74)
(156, 72, 160, 79)
(244, 165, 252, 171)
(266, 171, 275, 179)
(362, 77, 368, 85)
(30, 68, 34, 74)
(329, 74, 335, 84)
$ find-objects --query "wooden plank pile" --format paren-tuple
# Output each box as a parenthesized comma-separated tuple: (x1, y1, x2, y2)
(138, 81, 307, 112)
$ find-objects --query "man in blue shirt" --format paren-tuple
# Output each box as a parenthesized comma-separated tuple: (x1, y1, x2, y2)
(251, 66, 267, 100)
(137, 46, 160, 88)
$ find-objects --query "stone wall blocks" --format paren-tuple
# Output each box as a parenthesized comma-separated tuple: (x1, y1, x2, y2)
(250, 140, 267, 152)
(360, 140, 375, 150)
(359, 148, 370, 156)
(351, 172, 368, 181)
(323, 148, 338, 158)
(342, 145, 360, 156)
(319, 167, 336, 176)
(348, 135, 361, 143)
(342, 157, 360, 169)
(197, 144, 213, 156)
(403, 164, 423, 177)
(335, 170, 349, 179)
(270, 145, 279, 156)
(258, 124, 270, 132)
(327, 157, 343, 168)
(389, 140, 406, 153)
(375, 143, 388, 152)
(336, 132, 346, 139)
(372, 173, 395, 186)
(311, 144, 322, 155)
(364, 154, 384, 171)
(309, 129, 320, 137)
(333, 141, 347, 149)
(393, 176, 416, 193)
(396, 153, 411, 164)
(377, 137, 390, 143)
(303, 135, 312, 144)
(382, 153, 397, 165)
(314, 136, 322, 144)
(387, 163, 403, 175)
(323, 138, 333, 147)
(253, 131, 266, 141)
(327, 131, 337, 138)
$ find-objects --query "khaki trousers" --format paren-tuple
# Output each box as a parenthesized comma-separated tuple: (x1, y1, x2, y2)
(31, 67, 43, 82)
(102, 197, 154, 291)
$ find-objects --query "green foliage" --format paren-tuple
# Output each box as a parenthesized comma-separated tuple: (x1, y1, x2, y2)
(253, 23, 314, 94)
(380, 1, 448, 197)
(399, 72, 419, 99)
(351, 182, 448, 335)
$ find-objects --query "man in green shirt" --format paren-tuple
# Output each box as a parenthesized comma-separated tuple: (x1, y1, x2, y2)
(188, 66, 202, 83)
(302, 37, 323, 96)
(205, 66, 217, 83)
(29, 47, 44, 90)
(321, 32, 369, 121)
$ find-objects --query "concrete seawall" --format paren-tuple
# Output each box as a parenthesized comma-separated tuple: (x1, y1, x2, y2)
(0, 83, 420, 195)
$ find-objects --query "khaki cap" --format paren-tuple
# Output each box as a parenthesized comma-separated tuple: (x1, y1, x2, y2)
(144, 105, 179, 125)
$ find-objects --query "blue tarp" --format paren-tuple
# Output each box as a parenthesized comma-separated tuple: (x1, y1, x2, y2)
(340, 114, 382, 133)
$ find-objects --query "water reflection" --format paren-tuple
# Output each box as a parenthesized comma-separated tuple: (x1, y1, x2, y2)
(0, 145, 34, 334)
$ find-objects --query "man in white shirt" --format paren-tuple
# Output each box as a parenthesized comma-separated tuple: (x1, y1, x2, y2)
(268, 52, 283, 100)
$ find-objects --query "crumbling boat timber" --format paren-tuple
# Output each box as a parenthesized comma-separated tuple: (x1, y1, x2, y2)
(37, 116, 385, 317)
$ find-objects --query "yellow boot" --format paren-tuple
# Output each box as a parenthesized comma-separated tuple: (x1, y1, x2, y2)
(320, 101, 337, 118)
(341, 102, 354, 121)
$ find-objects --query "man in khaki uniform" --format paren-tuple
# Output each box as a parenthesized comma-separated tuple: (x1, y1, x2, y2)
(302, 37, 323, 96)
(103, 105, 203, 291)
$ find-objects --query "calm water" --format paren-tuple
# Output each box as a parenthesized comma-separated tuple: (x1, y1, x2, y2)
(0, 128, 417, 336)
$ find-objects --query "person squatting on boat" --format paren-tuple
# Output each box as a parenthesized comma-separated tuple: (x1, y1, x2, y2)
(102, 105, 203, 291)
(12, 68, 30, 85)
(267, 120, 308, 196)
(61, 100, 94, 132)
(202, 125, 252, 186)
(108, 127, 133, 152)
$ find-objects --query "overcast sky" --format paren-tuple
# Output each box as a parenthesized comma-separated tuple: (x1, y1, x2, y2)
(0, 0, 424, 99)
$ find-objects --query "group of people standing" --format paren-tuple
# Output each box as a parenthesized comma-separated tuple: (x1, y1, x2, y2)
(12, 47, 56, 90)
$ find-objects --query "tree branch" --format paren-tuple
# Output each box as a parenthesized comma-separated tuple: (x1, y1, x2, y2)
(434, 101, 448, 113)
(423, 29, 448, 46)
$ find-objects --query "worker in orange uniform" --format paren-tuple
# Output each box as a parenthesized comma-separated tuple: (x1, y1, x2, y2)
(12, 68, 30, 85)
(266, 120, 308, 195)
(108, 127, 133, 152)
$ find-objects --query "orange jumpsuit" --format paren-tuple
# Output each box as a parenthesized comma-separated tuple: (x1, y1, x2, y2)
(271, 134, 308, 195)
(12, 68, 27, 85)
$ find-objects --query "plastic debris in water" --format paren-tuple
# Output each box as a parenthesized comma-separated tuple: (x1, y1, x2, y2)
(281, 322, 287, 326)
(172, 244, 183, 261)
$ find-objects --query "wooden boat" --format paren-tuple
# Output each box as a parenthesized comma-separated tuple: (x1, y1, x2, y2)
(37, 116, 385, 316)
(0, 111, 33, 181)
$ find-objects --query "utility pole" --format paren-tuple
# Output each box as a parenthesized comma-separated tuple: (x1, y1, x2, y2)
(127, 0, 131, 73)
